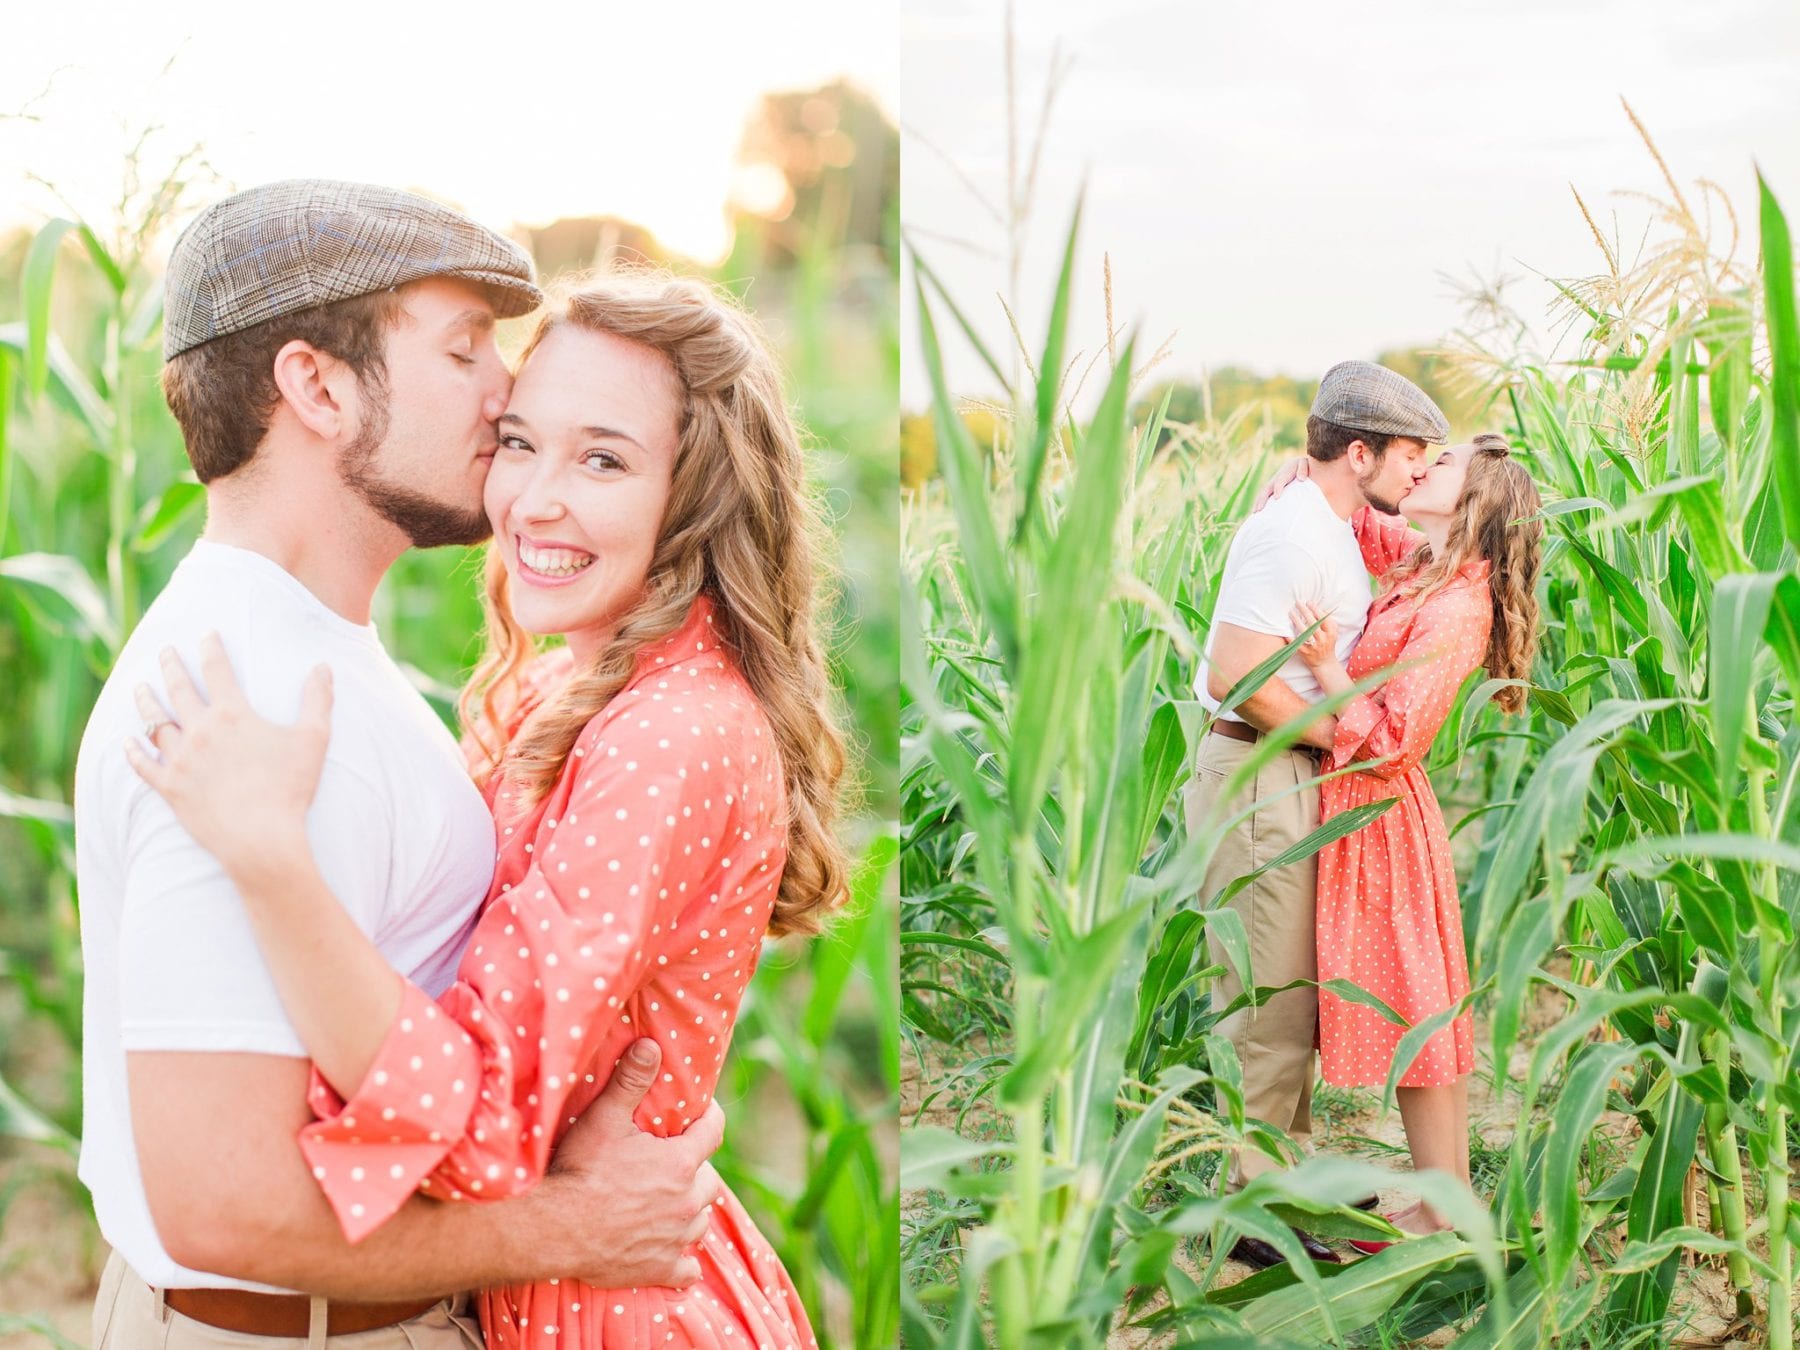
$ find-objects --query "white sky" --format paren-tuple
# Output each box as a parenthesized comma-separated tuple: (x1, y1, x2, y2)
(2, 1, 896, 264)
(901, 0, 1800, 408)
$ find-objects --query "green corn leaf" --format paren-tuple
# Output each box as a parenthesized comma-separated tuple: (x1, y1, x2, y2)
(1542, 1041, 1639, 1291)
(1758, 171, 1800, 551)
(0, 551, 119, 646)
(1015, 195, 1083, 545)
(913, 278, 1018, 666)
(0, 1070, 77, 1156)
(901, 1125, 1010, 1190)
(1710, 573, 1780, 808)
(133, 480, 205, 553)
(908, 241, 1013, 398)
(1005, 335, 1137, 824)
(22, 218, 78, 398)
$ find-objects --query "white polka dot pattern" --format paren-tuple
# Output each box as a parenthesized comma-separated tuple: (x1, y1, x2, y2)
(1318, 515, 1487, 1090)
(296, 598, 816, 1348)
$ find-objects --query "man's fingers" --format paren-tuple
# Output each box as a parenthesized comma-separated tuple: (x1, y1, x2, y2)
(670, 1255, 702, 1288)
(158, 646, 207, 722)
(580, 1039, 661, 1139)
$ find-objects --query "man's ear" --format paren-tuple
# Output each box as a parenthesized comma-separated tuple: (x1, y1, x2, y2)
(270, 341, 353, 441)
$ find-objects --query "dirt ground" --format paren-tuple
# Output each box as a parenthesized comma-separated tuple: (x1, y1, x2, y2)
(900, 974, 1758, 1349)
(0, 1153, 99, 1349)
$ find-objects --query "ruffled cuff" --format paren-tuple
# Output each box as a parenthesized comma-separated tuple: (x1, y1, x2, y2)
(296, 983, 482, 1243)
(1329, 693, 1390, 773)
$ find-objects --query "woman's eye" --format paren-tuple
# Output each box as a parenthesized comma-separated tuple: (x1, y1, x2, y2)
(583, 450, 624, 471)
(452, 351, 476, 366)
(498, 434, 532, 453)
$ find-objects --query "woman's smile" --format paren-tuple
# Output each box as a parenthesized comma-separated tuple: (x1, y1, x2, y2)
(514, 533, 599, 585)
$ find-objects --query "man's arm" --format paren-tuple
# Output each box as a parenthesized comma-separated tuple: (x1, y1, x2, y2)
(1205, 621, 1336, 751)
(130, 1042, 719, 1299)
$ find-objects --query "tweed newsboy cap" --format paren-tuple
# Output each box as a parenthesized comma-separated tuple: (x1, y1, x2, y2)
(1311, 360, 1450, 444)
(162, 179, 543, 359)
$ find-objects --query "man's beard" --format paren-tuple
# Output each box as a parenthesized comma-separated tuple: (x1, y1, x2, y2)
(337, 396, 493, 549)
(1356, 461, 1405, 516)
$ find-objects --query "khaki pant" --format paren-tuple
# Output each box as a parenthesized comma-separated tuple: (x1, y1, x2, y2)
(1182, 728, 1320, 1186)
(92, 1251, 484, 1350)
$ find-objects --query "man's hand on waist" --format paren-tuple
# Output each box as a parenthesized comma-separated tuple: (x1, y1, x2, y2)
(531, 1038, 726, 1290)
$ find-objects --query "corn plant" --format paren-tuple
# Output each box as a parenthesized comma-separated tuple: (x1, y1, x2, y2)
(901, 150, 1800, 1346)
(901, 203, 1509, 1347)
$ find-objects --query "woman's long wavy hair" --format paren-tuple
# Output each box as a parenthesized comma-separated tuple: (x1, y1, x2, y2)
(458, 272, 849, 938)
(1383, 434, 1543, 714)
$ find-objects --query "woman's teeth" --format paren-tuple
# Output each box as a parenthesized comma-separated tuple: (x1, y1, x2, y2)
(519, 541, 596, 577)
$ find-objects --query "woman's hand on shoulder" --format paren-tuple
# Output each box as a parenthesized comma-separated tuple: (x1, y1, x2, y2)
(124, 634, 334, 883)
(1253, 456, 1310, 513)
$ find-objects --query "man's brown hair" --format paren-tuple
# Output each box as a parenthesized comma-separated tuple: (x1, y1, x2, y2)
(160, 289, 404, 482)
(1306, 415, 1396, 464)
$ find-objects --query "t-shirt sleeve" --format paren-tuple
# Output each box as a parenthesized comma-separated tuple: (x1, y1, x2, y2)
(118, 760, 396, 1056)
(1211, 527, 1330, 638)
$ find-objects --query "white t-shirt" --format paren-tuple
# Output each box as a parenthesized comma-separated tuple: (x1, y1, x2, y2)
(1195, 479, 1373, 720)
(74, 540, 495, 1292)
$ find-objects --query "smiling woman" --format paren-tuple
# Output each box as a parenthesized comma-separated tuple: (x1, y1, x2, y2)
(118, 265, 852, 1350)
(488, 324, 681, 662)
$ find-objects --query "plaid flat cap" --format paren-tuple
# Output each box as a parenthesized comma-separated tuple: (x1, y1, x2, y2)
(162, 179, 542, 358)
(1311, 360, 1450, 444)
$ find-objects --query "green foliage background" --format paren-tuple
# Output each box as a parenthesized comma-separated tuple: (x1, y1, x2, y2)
(0, 82, 899, 1350)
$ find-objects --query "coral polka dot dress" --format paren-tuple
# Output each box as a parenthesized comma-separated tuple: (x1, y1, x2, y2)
(1316, 509, 1489, 1089)
(295, 597, 816, 1348)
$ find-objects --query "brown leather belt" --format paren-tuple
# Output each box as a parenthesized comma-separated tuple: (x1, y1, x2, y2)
(1209, 717, 1325, 763)
(163, 1287, 441, 1338)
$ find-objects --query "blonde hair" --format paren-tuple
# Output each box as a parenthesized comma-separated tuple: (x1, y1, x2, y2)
(459, 272, 849, 938)
(1384, 434, 1543, 714)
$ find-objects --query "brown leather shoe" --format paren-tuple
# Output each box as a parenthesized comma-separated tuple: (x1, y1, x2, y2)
(1229, 1229, 1343, 1269)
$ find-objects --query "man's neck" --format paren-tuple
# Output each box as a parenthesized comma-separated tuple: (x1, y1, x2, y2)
(201, 469, 404, 627)
(1304, 460, 1363, 521)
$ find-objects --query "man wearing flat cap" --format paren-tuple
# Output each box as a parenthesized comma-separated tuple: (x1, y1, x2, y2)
(75, 181, 721, 1347)
(1186, 360, 1448, 1270)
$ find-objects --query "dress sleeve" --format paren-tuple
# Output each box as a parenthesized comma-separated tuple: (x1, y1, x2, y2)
(296, 704, 729, 1243)
(1350, 506, 1424, 577)
(1331, 586, 1490, 781)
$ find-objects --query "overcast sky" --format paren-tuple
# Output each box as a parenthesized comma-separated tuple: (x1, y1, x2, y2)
(900, 0, 1800, 408)
(3, 2, 895, 263)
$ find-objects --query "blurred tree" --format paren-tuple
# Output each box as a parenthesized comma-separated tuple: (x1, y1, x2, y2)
(901, 412, 934, 489)
(898, 405, 1011, 489)
(520, 215, 670, 280)
(727, 80, 897, 271)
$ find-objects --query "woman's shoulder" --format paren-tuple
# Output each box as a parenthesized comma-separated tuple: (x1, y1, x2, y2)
(1420, 569, 1494, 638)
(572, 603, 767, 761)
